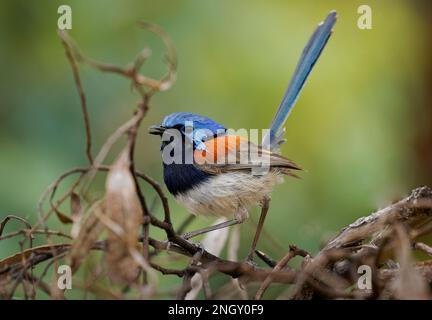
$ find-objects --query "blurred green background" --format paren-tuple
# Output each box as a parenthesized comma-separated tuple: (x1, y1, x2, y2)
(1, 0, 432, 298)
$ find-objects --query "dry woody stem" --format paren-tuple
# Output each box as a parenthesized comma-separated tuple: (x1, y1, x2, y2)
(1, 24, 432, 300)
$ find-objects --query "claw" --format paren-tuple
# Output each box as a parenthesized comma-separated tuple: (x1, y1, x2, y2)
(181, 231, 193, 240)
(244, 251, 258, 266)
(180, 234, 204, 250)
(244, 255, 258, 268)
(196, 242, 205, 255)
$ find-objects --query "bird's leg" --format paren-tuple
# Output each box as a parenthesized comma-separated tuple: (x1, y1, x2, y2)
(181, 219, 241, 240)
(181, 207, 248, 240)
(246, 195, 271, 262)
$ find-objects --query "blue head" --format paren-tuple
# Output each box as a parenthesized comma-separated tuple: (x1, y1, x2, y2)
(149, 112, 226, 150)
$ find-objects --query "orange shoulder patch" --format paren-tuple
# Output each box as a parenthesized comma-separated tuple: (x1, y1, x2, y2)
(194, 135, 249, 165)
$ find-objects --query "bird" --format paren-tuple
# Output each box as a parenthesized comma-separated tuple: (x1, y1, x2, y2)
(149, 11, 337, 261)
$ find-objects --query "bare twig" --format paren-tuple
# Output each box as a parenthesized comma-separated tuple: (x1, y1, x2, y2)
(255, 245, 308, 300)
(58, 30, 93, 164)
(414, 242, 432, 257)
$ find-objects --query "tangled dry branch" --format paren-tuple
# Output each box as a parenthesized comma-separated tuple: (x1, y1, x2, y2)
(1, 23, 432, 300)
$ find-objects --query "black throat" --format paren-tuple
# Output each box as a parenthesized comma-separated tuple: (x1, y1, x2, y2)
(163, 163, 209, 196)
(160, 132, 209, 195)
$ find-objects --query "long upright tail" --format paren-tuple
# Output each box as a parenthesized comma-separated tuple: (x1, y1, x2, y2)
(263, 11, 337, 150)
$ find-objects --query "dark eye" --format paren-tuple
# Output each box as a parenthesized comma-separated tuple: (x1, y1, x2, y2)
(172, 124, 184, 132)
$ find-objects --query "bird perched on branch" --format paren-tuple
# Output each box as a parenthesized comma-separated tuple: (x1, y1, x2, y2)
(149, 11, 337, 261)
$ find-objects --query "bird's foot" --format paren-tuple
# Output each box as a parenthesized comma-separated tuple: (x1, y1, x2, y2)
(244, 253, 258, 268)
(190, 240, 205, 255)
(195, 241, 205, 255)
(180, 234, 204, 250)
(180, 231, 194, 240)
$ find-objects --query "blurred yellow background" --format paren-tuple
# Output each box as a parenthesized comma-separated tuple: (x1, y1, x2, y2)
(1, 0, 431, 297)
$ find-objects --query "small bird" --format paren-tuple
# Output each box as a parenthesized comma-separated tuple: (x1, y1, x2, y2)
(149, 11, 336, 260)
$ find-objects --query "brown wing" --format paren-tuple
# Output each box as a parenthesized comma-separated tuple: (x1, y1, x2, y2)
(193, 135, 301, 176)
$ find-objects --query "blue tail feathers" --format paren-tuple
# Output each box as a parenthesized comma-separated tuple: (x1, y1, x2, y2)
(263, 11, 337, 150)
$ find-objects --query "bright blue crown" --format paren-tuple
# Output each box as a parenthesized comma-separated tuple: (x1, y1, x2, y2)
(162, 112, 226, 133)
(162, 112, 226, 150)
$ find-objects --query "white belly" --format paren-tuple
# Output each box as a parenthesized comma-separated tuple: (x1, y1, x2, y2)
(174, 171, 283, 219)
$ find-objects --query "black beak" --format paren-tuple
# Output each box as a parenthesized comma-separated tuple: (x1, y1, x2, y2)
(148, 124, 166, 135)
